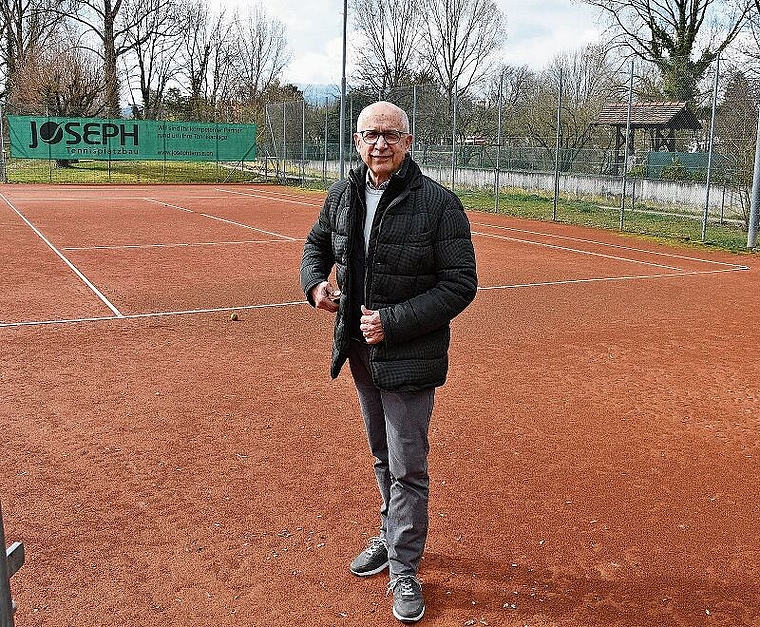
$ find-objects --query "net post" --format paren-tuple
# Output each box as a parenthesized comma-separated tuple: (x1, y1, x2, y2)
(0, 502, 24, 627)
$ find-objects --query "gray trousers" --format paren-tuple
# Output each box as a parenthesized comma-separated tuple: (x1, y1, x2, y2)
(347, 340, 435, 577)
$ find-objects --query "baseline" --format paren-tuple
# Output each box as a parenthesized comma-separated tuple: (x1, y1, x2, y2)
(142, 198, 299, 241)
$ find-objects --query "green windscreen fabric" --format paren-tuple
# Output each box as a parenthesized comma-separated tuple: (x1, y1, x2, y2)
(8, 116, 257, 161)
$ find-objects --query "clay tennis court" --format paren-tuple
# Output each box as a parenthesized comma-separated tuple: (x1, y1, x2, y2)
(1, 183, 758, 627)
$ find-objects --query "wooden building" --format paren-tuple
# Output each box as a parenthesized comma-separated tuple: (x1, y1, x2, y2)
(592, 102, 702, 174)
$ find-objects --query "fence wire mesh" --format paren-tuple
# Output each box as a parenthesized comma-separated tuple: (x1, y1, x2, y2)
(2, 58, 759, 245)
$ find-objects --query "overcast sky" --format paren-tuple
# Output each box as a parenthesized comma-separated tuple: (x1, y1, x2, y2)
(237, 0, 607, 85)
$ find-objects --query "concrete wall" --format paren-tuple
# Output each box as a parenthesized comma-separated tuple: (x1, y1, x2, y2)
(303, 160, 740, 218)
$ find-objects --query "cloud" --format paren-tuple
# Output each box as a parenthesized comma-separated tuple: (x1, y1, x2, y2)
(230, 0, 605, 84)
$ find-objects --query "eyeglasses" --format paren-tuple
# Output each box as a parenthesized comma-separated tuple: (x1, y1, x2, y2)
(357, 129, 408, 145)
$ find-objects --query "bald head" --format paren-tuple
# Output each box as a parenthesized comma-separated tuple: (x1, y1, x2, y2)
(356, 101, 410, 134)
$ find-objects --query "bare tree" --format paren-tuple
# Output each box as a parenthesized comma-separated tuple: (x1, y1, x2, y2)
(123, 0, 182, 118)
(230, 3, 290, 116)
(10, 28, 102, 115)
(350, 0, 423, 94)
(419, 0, 505, 104)
(739, 0, 760, 81)
(0, 0, 72, 97)
(523, 44, 624, 171)
(66, 0, 172, 117)
(715, 68, 760, 226)
(231, 5, 289, 101)
(174, 1, 233, 119)
(581, 0, 753, 103)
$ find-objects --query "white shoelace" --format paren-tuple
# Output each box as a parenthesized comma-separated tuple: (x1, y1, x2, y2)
(387, 575, 423, 598)
(364, 536, 386, 555)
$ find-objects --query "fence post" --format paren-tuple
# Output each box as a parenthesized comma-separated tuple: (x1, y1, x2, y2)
(747, 105, 760, 249)
(552, 68, 563, 220)
(451, 92, 457, 190)
(620, 60, 634, 230)
(702, 54, 720, 242)
(0, 103, 7, 184)
(0, 502, 25, 627)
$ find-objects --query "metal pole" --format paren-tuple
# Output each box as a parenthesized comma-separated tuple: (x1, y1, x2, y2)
(301, 99, 306, 186)
(339, 0, 348, 179)
(0, 103, 7, 184)
(45, 106, 51, 183)
(1, 502, 14, 627)
(552, 68, 563, 220)
(214, 106, 219, 183)
(349, 95, 354, 170)
(451, 92, 457, 190)
(282, 102, 287, 180)
(702, 54, 720, 242)
(323, 97, 328, 185)
(411, 85, 417, 161)
(747, 106, 760, 248)
(495, 71, 504, 213)
(620, 60, 634, 230)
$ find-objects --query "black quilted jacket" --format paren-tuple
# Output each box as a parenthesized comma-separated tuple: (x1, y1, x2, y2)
(300, 156, 477, 391)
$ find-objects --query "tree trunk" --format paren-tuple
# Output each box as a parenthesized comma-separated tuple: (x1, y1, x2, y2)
(103, 1, 120, 117)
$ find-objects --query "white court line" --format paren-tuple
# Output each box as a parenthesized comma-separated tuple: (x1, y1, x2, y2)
(11, 195, 237, 202)
(0, 193, 124, 318)
(216, 187, 322, 207)
(62, 238, 300, 251)
(0, 300, 308, 329)
(471, 221, 749, 270)
(477, 267, 745, 292)
(472, 230, 688, 271)
(142, 197, 298, 241)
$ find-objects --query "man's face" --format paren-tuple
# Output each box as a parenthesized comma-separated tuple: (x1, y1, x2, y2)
(353, 105, 413, 185)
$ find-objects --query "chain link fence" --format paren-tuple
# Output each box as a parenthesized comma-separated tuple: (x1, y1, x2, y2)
(2, 58, 758, 241)
(259, 71, 758, 237)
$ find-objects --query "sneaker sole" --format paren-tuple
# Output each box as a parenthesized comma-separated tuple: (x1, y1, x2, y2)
(392, 604, 425, 623)
(349, 560, 389, 577)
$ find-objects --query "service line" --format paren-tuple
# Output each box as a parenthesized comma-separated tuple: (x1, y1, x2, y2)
(477, 267, 746, 292)
(471, 220, 749, 270)
(472, 230, 687, 271)
(0, 300, 308, 329)
(62, 239, 298, 252)
(216, 187, 323, 208)
(142, 197, 298, 241)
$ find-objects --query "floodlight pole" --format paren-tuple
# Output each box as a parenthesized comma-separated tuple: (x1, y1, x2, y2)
(339, 0, 348, 179)
(747, 106, 760, 249)
(552, 68, 563, 221)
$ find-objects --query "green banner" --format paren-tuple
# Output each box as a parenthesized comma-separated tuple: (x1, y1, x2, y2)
(7, 116, 257, 161)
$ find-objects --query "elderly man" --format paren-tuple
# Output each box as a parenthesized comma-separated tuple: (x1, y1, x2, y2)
(300, 101, 477, 623)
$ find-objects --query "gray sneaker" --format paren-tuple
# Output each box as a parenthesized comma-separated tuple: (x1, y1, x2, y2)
(387, 575, 425, 623)
(349, 536, 388, 576)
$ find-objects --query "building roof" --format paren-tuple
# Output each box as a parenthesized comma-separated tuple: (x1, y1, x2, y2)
(593, 101, 702, 130)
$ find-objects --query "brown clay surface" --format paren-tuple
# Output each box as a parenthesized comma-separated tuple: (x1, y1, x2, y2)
(1, 184, 758, 627)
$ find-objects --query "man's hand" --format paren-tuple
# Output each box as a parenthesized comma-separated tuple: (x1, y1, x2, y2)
(311, 281, 341, 313)
(360, 305, 385, 344)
